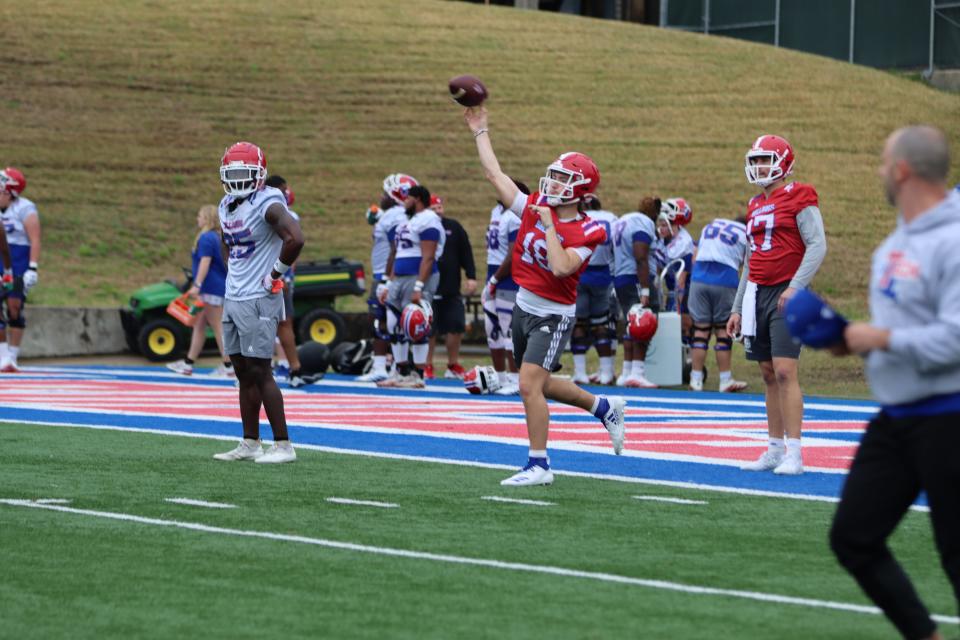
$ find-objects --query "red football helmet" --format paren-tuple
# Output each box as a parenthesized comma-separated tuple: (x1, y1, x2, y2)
(382, 173, 419, 206)
(284, 188, 295, 206)
(659, 198, 692, 228)
(0, 167, 26, 196)
(626, 304, 658, 342)
(539, 152, 599, 206)
(463, 365, 502, 395)
(400, 300, 433, 342)
(745, 135, 795, 188)
(220, 142, 267, 197)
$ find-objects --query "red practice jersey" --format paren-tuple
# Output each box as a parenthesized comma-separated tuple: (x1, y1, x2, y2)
(745, 182, 819, 286)
(511, 192, 607, 305)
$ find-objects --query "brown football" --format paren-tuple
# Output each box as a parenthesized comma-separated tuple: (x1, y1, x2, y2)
(448, 75, 488, 107)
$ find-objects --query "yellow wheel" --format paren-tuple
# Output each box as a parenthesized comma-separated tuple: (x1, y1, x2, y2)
(298, 308, 346, 347)
(138, 318, 185, 361)
(309, 318, 337, 344)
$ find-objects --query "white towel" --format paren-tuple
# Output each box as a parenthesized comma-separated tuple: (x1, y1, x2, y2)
(741, 281, 758, 339)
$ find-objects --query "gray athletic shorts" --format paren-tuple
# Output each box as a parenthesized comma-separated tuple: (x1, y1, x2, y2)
(387, 273, 439, 311)
(615, 283, 660, 322)
(511, 306, 575, 373)
(282, 282, 294, 321)
(222, 294, 285, 359)
(688, 281, 736, 325)
(575, 282, 613, 324)
(496, 288, 517, 306)
(745, 282, 802, 361)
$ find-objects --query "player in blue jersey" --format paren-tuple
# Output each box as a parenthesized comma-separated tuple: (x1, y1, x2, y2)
(212, 142, 304, 464)
(0, 167, 40, 373)
(360, 173, 418, 382)
(688, 215, 749, 392)
(571, 194, 618, 385)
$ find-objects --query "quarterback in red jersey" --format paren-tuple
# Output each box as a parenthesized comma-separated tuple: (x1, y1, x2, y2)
(463, 105, 626, 487)
(727, 135, 827, 475)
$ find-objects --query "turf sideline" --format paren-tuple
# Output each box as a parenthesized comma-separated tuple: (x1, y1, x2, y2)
(2, 498, 956, 625)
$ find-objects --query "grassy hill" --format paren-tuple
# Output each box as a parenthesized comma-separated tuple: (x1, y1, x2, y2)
(6, 0, 958, 310)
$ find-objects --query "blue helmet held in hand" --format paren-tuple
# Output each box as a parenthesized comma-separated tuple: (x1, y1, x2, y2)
(785, 289, 848, 349)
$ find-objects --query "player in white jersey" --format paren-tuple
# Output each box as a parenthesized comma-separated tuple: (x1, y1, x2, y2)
(484, 178, 528, 393)
(212, 142, 304, 465)
(360, 173, 418, 382)
(571, 195, 619, 384)
(688, 216, 749, 392)
(0, 167, 40, 372)
(612, 197, 660, 387)
(378, 185, 445, 388)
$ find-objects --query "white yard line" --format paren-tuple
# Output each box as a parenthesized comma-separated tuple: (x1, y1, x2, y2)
(0, 499, 953, 625)
(326, 497, 399, 509)
(481, 496, 556, 507)
(165, 498, 236, 509)
(633, 495, 708, 505)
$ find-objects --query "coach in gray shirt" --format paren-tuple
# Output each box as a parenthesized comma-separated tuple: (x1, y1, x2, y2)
(829, 125, 960, 640)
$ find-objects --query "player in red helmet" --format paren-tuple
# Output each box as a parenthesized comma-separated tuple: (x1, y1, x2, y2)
(463, 105, 626, 487)
(727, 134, 827, 475)
(0, 167, 39, 372)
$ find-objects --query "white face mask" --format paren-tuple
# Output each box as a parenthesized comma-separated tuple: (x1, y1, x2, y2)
(745, 151, 787, 188)
(220, 164, 265, 197)
(539, 167, 586, 207)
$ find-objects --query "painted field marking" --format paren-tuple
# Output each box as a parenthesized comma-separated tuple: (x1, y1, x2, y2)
(633, 495, 708, 506)
(481, 496, 556, 507)
(326, 497, 399, 509)
(165, 498, 237, 509)
(35, 498, 71, 504)
(1, 499, 956, 625)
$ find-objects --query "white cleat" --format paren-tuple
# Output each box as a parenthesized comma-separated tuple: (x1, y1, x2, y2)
(588, 371, 601, 383)
(572, 372, 590, 385)
(0, 358, 19, 373)
(255, 441, 297, 464)
(500, 464, 554, 486)
(209, 364, 235, 379)
(719, 378, 749, 393)
(625, 375, 658, 389)
(741, 449, 784, 471)
(773, 453, 803, 475)
(616, 372, 630, 387)
(689, 378, 703, 392)
(213, 439, 263, 461)
(375, 371, 403, 387)
(166, 359, 193, 376)
(358, 369, 389, 383)
(598, 372, 615, 386)
(392, 373, 426, 389)
(494, 384, 520, 396)
(600, 396, 627, 455)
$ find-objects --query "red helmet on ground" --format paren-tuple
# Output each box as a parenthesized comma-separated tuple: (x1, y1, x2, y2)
(382, 173, 419, 206)
(463, 365, 502, 395)
(659, 198, 692, 228)
(400, 300, 433, 342)
(0, 167, 26, 196)
(220, 142, 267, 197)
(539, 152, 599, 206)
(745, 135, 795, 188)
(627, 304, 658, 342)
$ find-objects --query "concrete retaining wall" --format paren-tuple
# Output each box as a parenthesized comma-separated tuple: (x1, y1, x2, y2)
(20, 307, 128, 358)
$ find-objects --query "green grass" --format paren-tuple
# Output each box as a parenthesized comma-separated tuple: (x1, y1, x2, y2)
(2, 422, 955, 638)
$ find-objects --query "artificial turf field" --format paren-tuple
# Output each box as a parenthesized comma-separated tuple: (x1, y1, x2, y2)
(1, 366, 957, 639)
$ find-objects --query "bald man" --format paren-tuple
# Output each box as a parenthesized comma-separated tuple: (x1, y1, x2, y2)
(829, 125, 960, 640)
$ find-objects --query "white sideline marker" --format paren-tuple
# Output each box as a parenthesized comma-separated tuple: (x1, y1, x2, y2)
(35, 499, 71, 504)
(2, 499, 957, 626)
(165, 498, 236, 509)
(633, 495, 708, 506)
(326, 497, 398, 509)
(482, 496, 556, 507)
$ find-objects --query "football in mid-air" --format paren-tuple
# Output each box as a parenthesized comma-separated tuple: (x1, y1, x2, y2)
(448, 75, 488, 107)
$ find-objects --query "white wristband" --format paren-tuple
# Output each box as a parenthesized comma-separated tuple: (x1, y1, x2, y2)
(489, 275, 498, 286)
(272, 259, 290, 275)
(414, 280, 425, 291)
(639, 288, 650, 297)
(28, 262, 38, 271)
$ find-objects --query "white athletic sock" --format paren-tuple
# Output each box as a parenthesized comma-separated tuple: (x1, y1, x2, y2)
(600, 356, 614, 377)
(621, 360, 633, 377)
(529, 449, 548, 459)
(719, 370, 732, 383)
(690, 370, 704, 383)
(0, 342, 8, 360)
(632, 360, 645, 377)
(769, 438, 786, 451)
(573, 354, 587, 376)
(786, 438, 801, 456)
(7, 345, 16, 364)
(372, 355, 387, 373)
(497, 370, 509, 386)
(411, 343, 429, 367)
